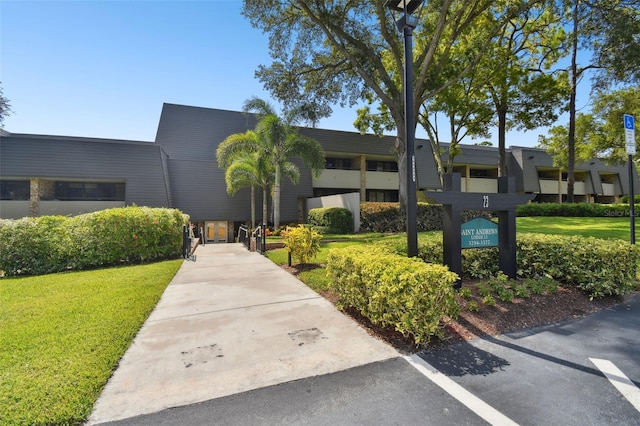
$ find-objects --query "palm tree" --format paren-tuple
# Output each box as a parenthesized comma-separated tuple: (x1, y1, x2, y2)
(221, 97, 325, 228)
(217, 131, 274, 228)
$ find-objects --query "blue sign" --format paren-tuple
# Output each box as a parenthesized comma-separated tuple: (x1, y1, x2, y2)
(625, 114, 635, 130)
(461, 217, 499, 249)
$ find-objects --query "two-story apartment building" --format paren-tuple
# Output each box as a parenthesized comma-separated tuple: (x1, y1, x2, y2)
(1, 103, 637, 242)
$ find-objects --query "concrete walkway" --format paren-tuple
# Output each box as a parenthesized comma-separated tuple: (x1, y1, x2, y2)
(88, 243, 399, 424)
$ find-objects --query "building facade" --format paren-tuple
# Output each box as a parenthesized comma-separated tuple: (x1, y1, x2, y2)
(1, 103, 637, 242)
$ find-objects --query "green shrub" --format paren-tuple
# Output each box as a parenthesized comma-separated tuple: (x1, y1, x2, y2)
(360, 202, 491, 233)
(308, 207, 354, 234)
(360, 202, 404, 233)
(0, 216, 70, 276)
(281, 225, 322, 264)
(477, 283, 493, 297)
(517, 233, 637, 298)
(497, 288, 515, 302)
(326, 245, 459, 344)
(0, 207, 187, 276)
(516, 202, 628, 217)
(513, 284, 530, 298)
(458, 287, 472, 298)
(413, 233, 499, 279)
(466, 300, 479, 312)
(482, 294, 497, 306)
(621, 195, 640, 204)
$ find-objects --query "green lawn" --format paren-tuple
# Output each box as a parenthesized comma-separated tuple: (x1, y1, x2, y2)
(267, 217, 639, 294)
(516, 216, 636, 241)
(0, 259, 182, 425)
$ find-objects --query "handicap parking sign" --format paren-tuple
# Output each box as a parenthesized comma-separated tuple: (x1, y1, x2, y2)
(625, 114, 636, 155)
(625, 114, 635, 130)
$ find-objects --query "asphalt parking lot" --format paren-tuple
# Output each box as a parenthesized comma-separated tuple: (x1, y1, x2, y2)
(98, 286, 640, 426)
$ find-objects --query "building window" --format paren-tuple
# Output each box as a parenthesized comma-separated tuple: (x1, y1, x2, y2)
(55, 182, 125, 201)
(366, 189, 399, 202)
(0, 180, 30, 200)
(600, 173, 617, 184)
(469, 168, 497, 179)
(537, 169, 558, 180)
(366, 160, 398, 172)
(325, 158, 352, 170)
(313, 188, 355, 197)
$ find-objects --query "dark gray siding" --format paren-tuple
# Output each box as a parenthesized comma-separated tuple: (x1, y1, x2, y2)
(0, 134, 171, 207)
(155, 103, 442, 199)
(167, 159, 258, 223)
(442, 144, 500, 167)
(166, 158, 312, 224)
(511, 147, 547, 192)
(155, 104, 258, 160)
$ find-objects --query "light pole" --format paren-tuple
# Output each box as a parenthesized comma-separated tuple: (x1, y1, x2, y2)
(385, 0, 423, 257)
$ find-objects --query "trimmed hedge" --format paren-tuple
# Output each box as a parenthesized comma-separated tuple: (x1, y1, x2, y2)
(516, 202, 631, 217)
(384, 234, 500, 280)
(0, 206, 187, 277)
(516, 233, 637, 298)
(326, 245, 459, 344)
(360, 202, 490, 233)
(361, 202, 635, 229)
(404, 232, 636, 298)
(308, 207, 354, 234)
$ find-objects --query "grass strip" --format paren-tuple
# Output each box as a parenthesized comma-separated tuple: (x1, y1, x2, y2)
(516, 216, 634, 241)
(0, 259, 182, 425)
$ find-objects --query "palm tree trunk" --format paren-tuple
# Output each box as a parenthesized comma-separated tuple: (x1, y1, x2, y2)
(250, 186, 256, 228)
(274, 164, 281, 228)
(262, 187, 268, 227)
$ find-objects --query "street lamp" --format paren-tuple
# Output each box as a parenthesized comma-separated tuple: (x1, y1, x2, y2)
(385, 0, 423, 257)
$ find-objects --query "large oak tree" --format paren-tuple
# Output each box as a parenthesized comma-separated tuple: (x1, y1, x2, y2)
(242, 0, 544, 211)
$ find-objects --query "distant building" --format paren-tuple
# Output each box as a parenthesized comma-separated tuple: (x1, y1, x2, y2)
(1, 103, 637, 242)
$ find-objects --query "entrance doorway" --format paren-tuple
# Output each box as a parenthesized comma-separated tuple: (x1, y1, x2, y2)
(205, 221, 227, 243)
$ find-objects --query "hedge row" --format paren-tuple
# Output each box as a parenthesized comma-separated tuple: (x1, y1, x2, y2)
(326, 245, 459, 344)
(308, 207, 354, 234)
(360, 202, 636, 230)
(0, 207, 187, 277)
(516, 233, 637, 298)
(515, 202, 632, 217)
(395, 233, 636, 298)
(360, 202, 489, 233)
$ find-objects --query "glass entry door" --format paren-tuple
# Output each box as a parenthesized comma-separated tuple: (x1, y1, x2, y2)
(205, 221, 227, 243)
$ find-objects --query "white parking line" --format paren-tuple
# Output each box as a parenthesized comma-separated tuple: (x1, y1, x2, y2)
(590, 358, 640, 412)
(404, 354, 519, 426)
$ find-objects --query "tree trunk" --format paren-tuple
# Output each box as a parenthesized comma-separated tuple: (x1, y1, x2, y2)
(262, 187, 268, 227)
(273, 163, 281, 228)
(251, 186, 256, 228)
(446, 113, 457, 173)
(567, 0, 579, 203)
(429, 138, 445, 188)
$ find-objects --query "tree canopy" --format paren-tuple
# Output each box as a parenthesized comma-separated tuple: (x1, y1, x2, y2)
(242, 0, 544, 210)
(0, 83, 12, 128)
(539, 86, 640, 166)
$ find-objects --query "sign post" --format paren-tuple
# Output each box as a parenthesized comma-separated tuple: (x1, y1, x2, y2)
(427, 173, 534, 288)
(624, 114, 636, 245)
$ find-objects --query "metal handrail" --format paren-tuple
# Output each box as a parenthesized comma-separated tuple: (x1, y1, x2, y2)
(238, 225, 250, 250)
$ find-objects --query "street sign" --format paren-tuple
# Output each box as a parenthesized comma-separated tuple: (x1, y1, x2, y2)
(625, 114, 636, 155)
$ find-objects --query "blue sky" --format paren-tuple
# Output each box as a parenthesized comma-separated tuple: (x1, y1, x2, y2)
(1, 0, 587, 147)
